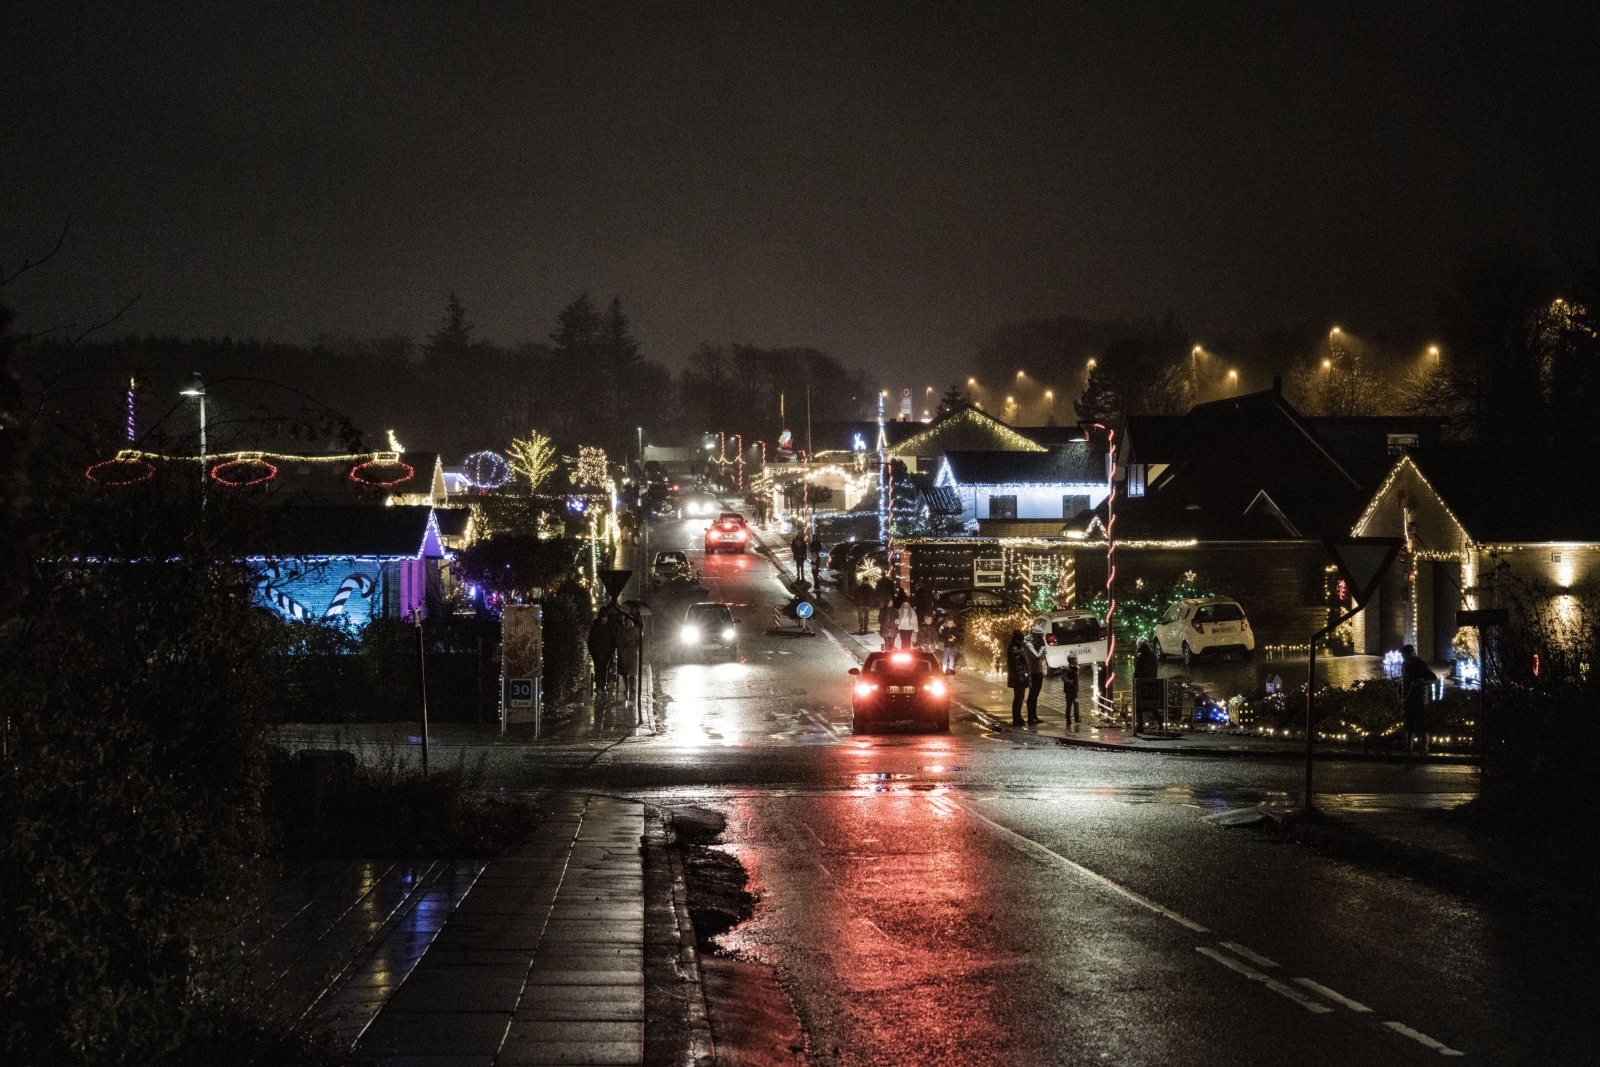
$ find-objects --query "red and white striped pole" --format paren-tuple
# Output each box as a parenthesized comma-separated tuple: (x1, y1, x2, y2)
(1096, 424, 1118, 700)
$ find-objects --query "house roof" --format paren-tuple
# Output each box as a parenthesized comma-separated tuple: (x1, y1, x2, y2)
(942, 443, 1102, 485)
(1015, 425, 1088, 447)
(433, 507, 472, 537)
(1402, 449, 1600, 543)
(261, 506, 444, 558)
(88, 449, 447, 505)
(890, 406, 1047, 459)
(921, 486, 964, 516)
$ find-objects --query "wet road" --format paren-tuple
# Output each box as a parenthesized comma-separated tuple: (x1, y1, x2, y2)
(503, 514, 1594, 1065)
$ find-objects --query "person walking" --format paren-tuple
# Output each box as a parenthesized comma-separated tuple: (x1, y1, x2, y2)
(1133, 636, 1159, 732)
(852, 580, 875, 634)
(878, 591, 899, 651)
(587, 606, 618, 703)
(790, 531, 808, 583)
(1400, 643, 1433, 754)
(897, 596, 919, 651)
(1062, 654, 1081, 726)
(939, 612, 959, 672)
(1023, 624, 1048, 724)
(913, 581, 935, 648)
(811, 538, 825, 583)
(1006, 630, 1032, 726)
(615, 610, 641, 707)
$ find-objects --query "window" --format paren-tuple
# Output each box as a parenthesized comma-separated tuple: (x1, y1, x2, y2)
(1052, 616, 1103, 644)
(1126, 464, 1146, 497)
(988, 495, 1018, 520)
(1160, 605, 1180, 624)
(1062, 494, 1091, 518)
(1387, 433, 1420, 454)
(1194, 603, 1245, 623)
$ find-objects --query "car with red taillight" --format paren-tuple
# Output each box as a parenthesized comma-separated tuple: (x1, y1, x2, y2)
(1152, 597, 1255, 665)
(848, 650, 951, 733)
(704, 514, 750, 554)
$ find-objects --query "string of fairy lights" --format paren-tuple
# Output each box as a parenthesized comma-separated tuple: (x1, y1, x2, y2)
(86, 449, 422, 489)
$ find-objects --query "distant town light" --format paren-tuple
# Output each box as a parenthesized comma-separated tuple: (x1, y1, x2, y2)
(1322, 359, 1332, 369)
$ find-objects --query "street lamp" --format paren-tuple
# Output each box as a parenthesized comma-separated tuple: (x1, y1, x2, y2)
(1322, 359, 1332, 370)
(180, 372, 207, 500)
(967, 377, 976, 386)
(1428, 345, 1440, 359)
(1227, 369, 1238, 396)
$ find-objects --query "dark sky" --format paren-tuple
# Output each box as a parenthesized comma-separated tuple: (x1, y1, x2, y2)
(5, 1, 1599, 383)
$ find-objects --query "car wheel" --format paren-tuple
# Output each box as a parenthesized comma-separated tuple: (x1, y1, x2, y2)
(934, 711, 950, 732)
(852, 714, 870, 735)
(1153, 637, 1165, 661)
(1182, 641, 1194, 667)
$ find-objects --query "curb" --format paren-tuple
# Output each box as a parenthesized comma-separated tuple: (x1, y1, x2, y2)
(661, 808, 716, 1067)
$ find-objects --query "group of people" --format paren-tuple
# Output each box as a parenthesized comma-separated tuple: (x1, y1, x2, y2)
(848, 577, 960, 668)
(587, 603, 643, 705)
(1005, 626, 1083, 728)
(789, 528, 825, 584)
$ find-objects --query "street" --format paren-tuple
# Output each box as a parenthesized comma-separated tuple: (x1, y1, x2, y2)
(482, 512, 1596, 1065)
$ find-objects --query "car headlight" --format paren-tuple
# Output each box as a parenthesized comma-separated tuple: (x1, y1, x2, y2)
(721, 627, 736, 641)
(681, 626, 701, 644)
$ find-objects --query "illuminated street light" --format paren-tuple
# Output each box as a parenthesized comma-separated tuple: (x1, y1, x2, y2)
(1087, 358, 1097, 369)
(1330, 326, 1342, 336)
(1322, 359, 1332, 369)
(1228, 369, 1238, 396)
(1006, 396, 1015, 404)
(967, 377, 976, 386)
(1017, 370, 1025, 379)
(1192, 345, 1202, 355)
(1044, 390, 1053, 399)
(1428, 345, 1440, 358)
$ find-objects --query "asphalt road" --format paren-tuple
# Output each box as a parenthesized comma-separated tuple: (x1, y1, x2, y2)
(502, 513, 1595, 1065)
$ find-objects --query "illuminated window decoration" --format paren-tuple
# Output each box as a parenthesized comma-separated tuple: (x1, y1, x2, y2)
(211, 455, 278, 487)
(86, 454, 156, 486)
(462, 450, 511, 490)
(350, 452, 415, 488)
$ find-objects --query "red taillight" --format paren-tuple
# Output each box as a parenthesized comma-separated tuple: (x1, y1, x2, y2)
(1044, 634, 1058, 645)
(1239, 617, 1249, 630)
(925, 678, 947, 698)
(854, 682, 876, 697)
(891, 652, 912, 664)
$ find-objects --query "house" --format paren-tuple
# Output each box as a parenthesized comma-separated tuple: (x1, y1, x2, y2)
(250, 505, 448, 625)
(1350, 449, 1600, 667)
(934, 444, 1108, 536)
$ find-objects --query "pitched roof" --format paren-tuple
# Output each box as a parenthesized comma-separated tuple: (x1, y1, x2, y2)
(891, 406, 1047, 459)
(1403, 449, 1600, 543)
(942, 443, 1102, 485)
(89, 450, 446, 505)
(921, 486, 964, 515)
(261, 506, 444, 558)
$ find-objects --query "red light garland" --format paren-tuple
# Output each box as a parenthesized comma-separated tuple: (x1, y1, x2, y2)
(210, 457, 278, 487)
(86, 457, 156, 486)
(350, 457, 415, 488)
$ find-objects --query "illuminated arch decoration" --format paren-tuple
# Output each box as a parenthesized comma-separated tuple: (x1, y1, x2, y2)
(462, 450, 511, 490)
(211, 455, 278, 487)
(86, 454, 156, 486)
(350, 452, 415, 488)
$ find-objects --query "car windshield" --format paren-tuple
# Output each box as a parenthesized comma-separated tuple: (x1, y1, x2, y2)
(1052, 616, 1102, 643)
(864, 652, 933, 674)
(656, 552, 685, 565)
(1195, 603, 1245, 623)
(687, 604, 732, 625)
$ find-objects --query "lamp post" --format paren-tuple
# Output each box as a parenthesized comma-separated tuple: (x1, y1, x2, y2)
(180, 372, 207, 507)
(1227, 370, 1238, 396)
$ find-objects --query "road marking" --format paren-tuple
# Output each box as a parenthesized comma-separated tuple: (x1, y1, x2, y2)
(1383, 1021, 1464, 1055)
(1196, 948, 1333, 1014)
(950, 799, 1209, 933)
(804, 709, 842, 740)
(1295, 978, 1372, 1013)
(1219, 941, 1279, 968)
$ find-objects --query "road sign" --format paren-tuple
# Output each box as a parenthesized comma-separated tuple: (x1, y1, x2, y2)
(598, 569, 632, 601)
(795, 601, 814, 619)
(1457, 608, 1509, 627)
(1133, 677, 1166, 715)
(1323, 537, 1403, 608)
(509, 678, 533, 708)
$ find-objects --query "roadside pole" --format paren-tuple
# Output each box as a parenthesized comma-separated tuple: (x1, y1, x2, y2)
(416, 613, 430, 777)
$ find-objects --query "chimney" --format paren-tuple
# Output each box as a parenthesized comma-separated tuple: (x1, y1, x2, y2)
(1272, 375, 1282, 395)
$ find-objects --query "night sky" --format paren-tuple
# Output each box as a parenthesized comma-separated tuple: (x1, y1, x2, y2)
(6, 2, 1599, 382)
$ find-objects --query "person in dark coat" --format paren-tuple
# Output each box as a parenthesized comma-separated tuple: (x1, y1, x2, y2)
(913, 582, 935, 648)
(588, 607, 618, 701)
(1023, 625, 1048, 724)
(1062, 654, 1081, 725)
(790, 531, 808, 582)
(1400, 644, 1433, 754)
(614, 611, 641, 706)
(878, 590, 900, 650)
(852, 580, 876, 634)
(1132, 636, 1160, 731)
(939, 611, 959, 672)
(1006, 630, 1032, 726)
(811, 538, 825, 582)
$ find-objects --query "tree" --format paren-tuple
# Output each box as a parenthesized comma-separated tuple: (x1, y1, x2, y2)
(425, 292, 474, 361)
(1073, 312, 1193, 424)
(936, 383, 971, 417)
(507, 429, 557, 491)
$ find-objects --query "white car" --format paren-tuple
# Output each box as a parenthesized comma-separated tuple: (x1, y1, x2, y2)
(1153, 597, 1255, 664)
(1033, 610, 1108, 675)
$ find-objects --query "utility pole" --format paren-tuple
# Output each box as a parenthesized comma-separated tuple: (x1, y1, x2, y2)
(416, 613, 430, 777)
(181, 372, 207, 509)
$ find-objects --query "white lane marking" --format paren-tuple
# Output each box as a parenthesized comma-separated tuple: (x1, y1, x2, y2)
(1220, 941, 1279, 968)
(1295, 977, 1372, 1013)
(951, 799, 1210, 933)
(804, 709, 843, 740)
(1384, 1021, 1464, 1056)
(1196, 948, 1333, 1014)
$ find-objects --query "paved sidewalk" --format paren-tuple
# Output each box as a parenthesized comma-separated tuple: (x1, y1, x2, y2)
(355, 793, 647, 1066)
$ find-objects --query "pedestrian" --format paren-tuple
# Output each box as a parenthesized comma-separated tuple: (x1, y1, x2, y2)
(615, 611, 641, 706)
(1400, 643, 1433, 754)
(878, 592, 898, 650)
(1006, 630, 1032, 726)
(940, 612, 959, 672)
(1063, 654, 1081, 725)
(852, 580, 875, 634)
(587, 607, 618, 702)
(790, 531, 808, 583)
(913, 581, 934, 648)
(1024, 623, 1048, 724)
(1133, 636, 1159, 733)
(897, 596, 919, 651)
(811, 538, 825, 583)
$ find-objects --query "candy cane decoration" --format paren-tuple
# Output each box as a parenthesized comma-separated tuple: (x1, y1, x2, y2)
(256, 563, 314, 620)
(324, 573, 374, 617)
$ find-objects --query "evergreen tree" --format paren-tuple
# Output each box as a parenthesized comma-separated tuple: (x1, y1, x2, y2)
(425, 291, 474, 361)
(936, 383, 970, 417)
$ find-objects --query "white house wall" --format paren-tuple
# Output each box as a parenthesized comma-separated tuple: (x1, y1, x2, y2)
(961, 485, 1108, 521)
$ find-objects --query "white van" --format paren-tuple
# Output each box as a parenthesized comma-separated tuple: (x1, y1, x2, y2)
(1152, 597, 1255, 664)
(1033, 610, 1109, 675)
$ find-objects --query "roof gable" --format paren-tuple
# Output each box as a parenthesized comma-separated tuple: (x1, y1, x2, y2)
(941, 444, 1103, 485)
(890, 407, 1047, 459)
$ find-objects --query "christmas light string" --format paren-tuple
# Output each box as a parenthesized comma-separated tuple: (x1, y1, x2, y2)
(210, 456, 279, 487)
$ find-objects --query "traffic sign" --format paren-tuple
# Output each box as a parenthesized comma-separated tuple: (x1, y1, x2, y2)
(1323, 537, 1402, 608)
(598, 569, 633, 601)
(1133, 677, 1166, 715)
(795, 601, 814, 619)
(509, 677, 533, 708)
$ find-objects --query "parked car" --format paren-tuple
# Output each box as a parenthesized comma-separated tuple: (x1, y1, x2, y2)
(680, 602, 739, 661)
(703, 516, 750, 554)
(1152, 597, 1255, 664)
(830, 540, 885, 588)
(849, 649, 951, 733)
(1033, 609, 1109, 675)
